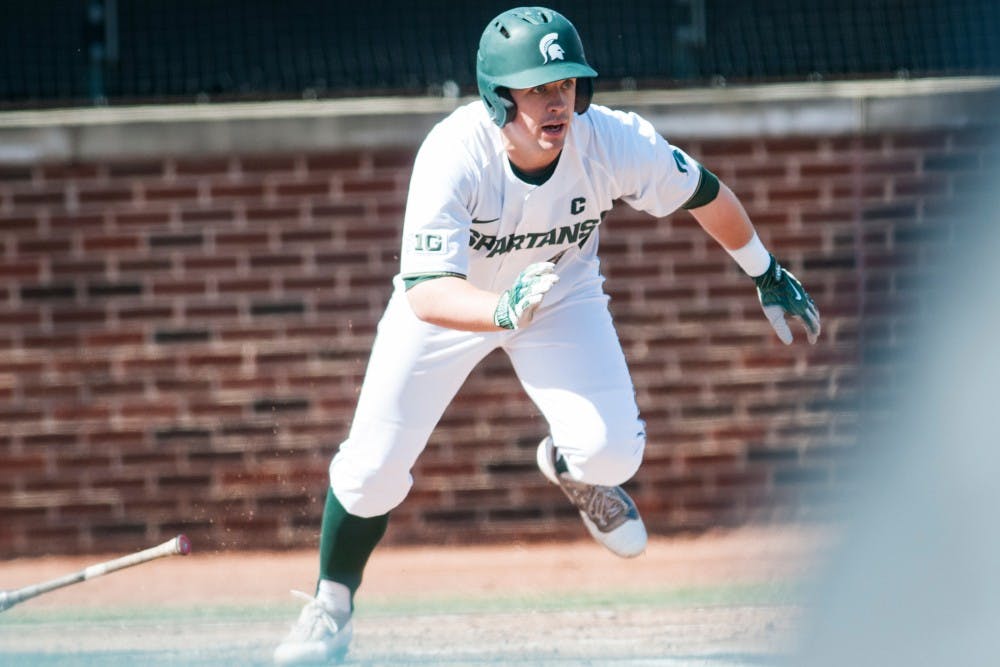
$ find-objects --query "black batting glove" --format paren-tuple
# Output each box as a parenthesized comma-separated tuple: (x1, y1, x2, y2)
(753, 254, 821, 345)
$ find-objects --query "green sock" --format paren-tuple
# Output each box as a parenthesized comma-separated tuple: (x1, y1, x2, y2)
(318, 488, 389, 598)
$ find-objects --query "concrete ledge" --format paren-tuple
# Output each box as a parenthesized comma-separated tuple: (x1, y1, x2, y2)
(0, 77, 996, 163)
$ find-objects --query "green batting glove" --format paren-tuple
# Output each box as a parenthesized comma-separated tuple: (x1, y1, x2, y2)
(753, 254, 821, 345)
(494, 262, 559, 330)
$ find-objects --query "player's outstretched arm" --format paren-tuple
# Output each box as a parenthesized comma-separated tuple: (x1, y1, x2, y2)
(406, 262, 558, 332)
(687, 181, 820, 345)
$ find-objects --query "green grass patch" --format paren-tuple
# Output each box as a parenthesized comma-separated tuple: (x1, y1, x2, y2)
(1, 580, 803, 626)
(361, 580, 802, 616)
(0, 603, 290, 626)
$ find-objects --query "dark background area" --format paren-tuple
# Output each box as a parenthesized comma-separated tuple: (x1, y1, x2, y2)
(1, 0, 998, 109)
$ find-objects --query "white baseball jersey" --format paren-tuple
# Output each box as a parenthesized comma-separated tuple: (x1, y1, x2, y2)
(329, 101, 706, 517)
(397, 101, 704, 303)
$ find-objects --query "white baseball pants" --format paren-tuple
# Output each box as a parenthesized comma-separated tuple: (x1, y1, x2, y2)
(328, 289, 645, 517)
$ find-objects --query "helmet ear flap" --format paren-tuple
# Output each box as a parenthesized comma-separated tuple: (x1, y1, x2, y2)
(497, 87, 516, 126)
(574, 77, 593, 115)
(480, 84, 516, 128)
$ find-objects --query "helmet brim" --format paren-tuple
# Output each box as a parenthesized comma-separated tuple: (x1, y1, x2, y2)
(493, 62, 598, 91)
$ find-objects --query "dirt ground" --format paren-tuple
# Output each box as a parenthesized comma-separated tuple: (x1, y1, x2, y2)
(0, 524, 828, 609)
(0, 524, 833, 666)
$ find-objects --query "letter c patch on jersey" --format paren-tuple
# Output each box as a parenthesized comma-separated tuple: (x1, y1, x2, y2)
(409, 232, 446, 254)
(570, 197, 586, 215)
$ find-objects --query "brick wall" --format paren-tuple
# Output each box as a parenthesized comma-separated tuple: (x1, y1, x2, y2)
(0, 119, 995, 556)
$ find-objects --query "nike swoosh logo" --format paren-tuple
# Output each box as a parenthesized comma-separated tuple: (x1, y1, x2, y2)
(789, 283, 803, 301)
(471, 217, 499, 225)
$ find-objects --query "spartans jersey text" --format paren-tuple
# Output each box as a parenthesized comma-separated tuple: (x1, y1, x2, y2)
(470, 213, 606, 258)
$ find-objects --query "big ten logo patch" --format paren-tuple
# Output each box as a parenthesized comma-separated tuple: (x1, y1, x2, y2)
(409, 232, 446, 254)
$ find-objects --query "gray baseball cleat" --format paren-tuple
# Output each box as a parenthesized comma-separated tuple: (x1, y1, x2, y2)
(536, 436, 647, 558)
(274, 590, 352, 665)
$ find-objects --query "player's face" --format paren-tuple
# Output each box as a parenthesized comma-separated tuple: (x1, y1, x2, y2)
(503, 78, 575, 171)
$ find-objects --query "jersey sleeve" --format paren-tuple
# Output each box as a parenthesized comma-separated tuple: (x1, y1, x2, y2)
(590, 108, 704, 218)
(399, 122, 477, 280)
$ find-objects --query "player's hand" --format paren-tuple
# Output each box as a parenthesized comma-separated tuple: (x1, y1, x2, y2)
(494, 262, 559, 329)
(753, 254, 820, 345)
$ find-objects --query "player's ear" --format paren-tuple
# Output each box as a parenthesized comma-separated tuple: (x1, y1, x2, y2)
(574, 77, 593, 115)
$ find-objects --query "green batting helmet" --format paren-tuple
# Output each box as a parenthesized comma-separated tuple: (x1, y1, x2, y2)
(476, 7, 598, 128)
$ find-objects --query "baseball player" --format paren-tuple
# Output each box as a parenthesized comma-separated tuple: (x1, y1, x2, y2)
(275, 6, 820, 665)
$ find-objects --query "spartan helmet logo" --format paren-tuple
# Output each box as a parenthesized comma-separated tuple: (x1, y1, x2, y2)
(539, 32, 565, 64)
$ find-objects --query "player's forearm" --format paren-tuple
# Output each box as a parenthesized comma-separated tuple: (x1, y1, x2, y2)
(688, 182, 771, 277)
(406, 276, 503, 332)
(688, 181, 755, 249)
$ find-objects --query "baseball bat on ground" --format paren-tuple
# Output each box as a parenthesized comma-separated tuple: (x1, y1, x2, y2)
(0, 534, 191, 613)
